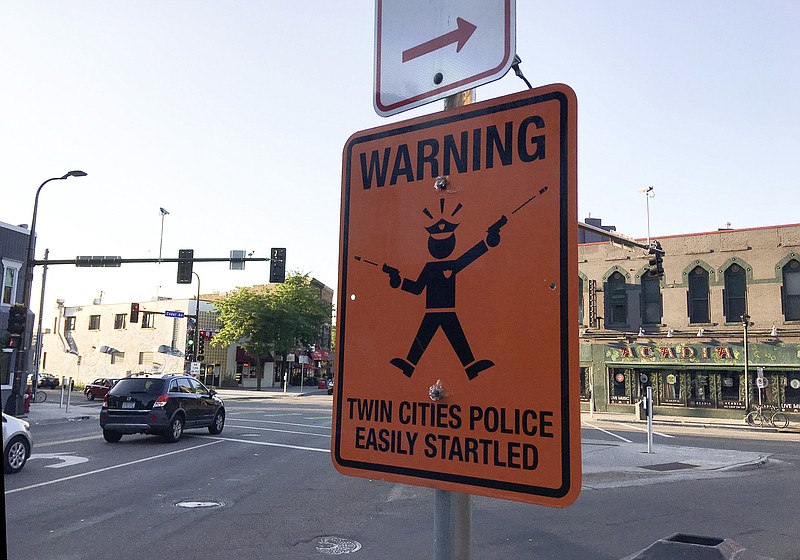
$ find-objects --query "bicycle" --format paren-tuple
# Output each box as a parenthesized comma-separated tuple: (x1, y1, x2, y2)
(745, 405, 789, 429)
(33, 390, 47, 403)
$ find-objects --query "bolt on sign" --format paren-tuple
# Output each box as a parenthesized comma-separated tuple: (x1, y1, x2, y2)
(333, 85, 580, 506)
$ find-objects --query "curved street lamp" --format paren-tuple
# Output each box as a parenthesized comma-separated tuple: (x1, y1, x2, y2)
(7, 171, 87, 416)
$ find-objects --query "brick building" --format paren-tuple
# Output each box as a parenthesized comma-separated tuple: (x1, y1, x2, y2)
(578, 222, 800, 420)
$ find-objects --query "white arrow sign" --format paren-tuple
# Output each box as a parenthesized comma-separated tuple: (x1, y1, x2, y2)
(29, 452, 89, 469)
(374, 0, 516, 116)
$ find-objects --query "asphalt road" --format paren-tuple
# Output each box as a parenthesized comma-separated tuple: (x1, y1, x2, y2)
(5, 396, 800, 560)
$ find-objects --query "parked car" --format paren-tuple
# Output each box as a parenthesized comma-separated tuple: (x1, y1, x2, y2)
(84, 377, 120, 400)
(327, 378, 334, 395)
(99, 374, 225, 443)
(37, 374, 60, 389)
(3, 412, 32, 474)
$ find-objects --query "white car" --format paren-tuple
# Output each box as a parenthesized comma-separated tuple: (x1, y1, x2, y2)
(3, 412, 33, 474)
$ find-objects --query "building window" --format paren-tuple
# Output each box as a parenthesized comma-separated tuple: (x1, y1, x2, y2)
(64, 316, 76, 332)
(720, 372, 742, 406)
(606, 272, 627, 326)
(687, 266, 710, 324)
(723, 264, 747, 323)
(114, 314, 127, 330)
(139, 351, 154, 366)
(141, 312, 156, 328)
(111, 352, 125, 364)
(640, 274, 662, 324)
(578, 276, 584, 325)
(88, 315, 101, 330)
(688, 372, 713, 407)
(659, 371, 682, 404)
(608, 368, 632, 404)
(2, 260, 22, 305)
(782, 259, 800, 321)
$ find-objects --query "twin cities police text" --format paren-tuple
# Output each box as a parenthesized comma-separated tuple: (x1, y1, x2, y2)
(358, 115, 546, 190)
(346, 398, 554, 471)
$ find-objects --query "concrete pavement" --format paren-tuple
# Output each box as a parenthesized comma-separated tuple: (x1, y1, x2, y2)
(14, 391, 794, 492)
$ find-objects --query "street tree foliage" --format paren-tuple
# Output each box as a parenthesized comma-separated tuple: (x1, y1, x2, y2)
(210, 273, 332, 389)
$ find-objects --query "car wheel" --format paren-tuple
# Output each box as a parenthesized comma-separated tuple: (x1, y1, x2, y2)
(208, 410, 225, 434)
(86, 392, 95, 401)
(103, 429, 123, 442)
(4, 436, 31, 474)
(163, 415, 184, 443)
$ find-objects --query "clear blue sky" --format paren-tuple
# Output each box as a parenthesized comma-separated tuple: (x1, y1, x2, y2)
(2, 1, 798, 322)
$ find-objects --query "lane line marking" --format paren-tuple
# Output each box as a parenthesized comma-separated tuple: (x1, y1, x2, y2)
(610, 422, 675, 438)
(5, 440, 223, 495)
(199, 435, 329, 453)
(227, 424, 331, 438)
(229, 418, 331, 430)
(35, 435, 101, 447)
(582, 421, 633, 443)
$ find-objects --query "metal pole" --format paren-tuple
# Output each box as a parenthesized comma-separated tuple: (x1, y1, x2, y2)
(66, 377, 73, 413)
(158, 211, 166, 263)
(193, 272, 201, 373)
(743, 315, 750, 411)
(434, 89, 474, 560)
(32, 249, 49, 402)
(434, 490, 472, 560)
(646, 386, 653, 453)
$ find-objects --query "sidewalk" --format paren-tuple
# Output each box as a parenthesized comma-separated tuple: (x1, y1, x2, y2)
(582, 409, 800, 433)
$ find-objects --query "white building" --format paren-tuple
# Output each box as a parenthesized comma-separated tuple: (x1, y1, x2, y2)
(39, 297, 212, 386)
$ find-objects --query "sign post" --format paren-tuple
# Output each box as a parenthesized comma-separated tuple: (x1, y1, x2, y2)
(333, 84, 580, 507)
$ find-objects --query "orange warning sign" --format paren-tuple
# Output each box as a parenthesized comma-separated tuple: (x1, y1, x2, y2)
(333, 85, 580, 506)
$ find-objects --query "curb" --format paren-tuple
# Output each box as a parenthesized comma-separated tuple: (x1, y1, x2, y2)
(28, 415, 93, 426)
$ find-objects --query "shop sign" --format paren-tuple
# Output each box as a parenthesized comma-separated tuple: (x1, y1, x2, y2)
(790, 379, 800, 390)
(611, 344, 736, 363)
(614, 373, 625, 383)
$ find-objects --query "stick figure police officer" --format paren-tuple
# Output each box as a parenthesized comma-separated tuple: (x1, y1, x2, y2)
(383, 200, 506, 380)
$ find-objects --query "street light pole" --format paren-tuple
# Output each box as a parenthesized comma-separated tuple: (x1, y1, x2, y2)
(193, 271, 201, 372)
(6, 171, 87, 416)
(158, 207, 169, 263)
(742, 314, 751, 411)
(638, 186, 654, 246)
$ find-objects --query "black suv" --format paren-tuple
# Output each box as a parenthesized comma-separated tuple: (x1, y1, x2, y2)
(99, 374, 225, 443)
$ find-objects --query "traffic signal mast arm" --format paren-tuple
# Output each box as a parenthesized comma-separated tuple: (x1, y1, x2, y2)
(32, 256, 276, 266)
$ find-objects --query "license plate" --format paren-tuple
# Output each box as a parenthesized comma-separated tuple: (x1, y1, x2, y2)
(122, 401, 136, 409)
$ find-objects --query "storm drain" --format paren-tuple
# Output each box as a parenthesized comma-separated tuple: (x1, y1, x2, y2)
(174, 500, 225, 509)
(316, 537, 362, 555)
(640, 462, 699, 472)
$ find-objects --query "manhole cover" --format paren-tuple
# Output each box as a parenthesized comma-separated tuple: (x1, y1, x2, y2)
(316, 536, 362, 555)
(175, 500, 225, 509)
(640, 462, 698, 472)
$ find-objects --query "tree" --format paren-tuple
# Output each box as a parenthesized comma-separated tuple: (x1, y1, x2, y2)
(211, 273, 332, 390)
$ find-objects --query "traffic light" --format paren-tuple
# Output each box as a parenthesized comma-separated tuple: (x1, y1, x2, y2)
(186, 326, 195, 361)
(130, 302, 140, 323)
(647, 241, 664, 278)
(197, 335, 205, 362)
(270, 247, 286, 283)
(7, 304, 27, 336)
(177, 249, 194, 284)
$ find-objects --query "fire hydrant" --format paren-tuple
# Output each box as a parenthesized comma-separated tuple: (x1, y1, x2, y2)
(24, 386, 32, 413)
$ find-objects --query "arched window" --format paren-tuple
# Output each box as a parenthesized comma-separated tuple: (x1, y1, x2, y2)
(578, 276, 584, 325)
(723, 264, 747, 323)
(783, 259, 800, 321)
(607, 272, 627, 326)
(641, 274, 662, 324)
(687, 266, 710, 324)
